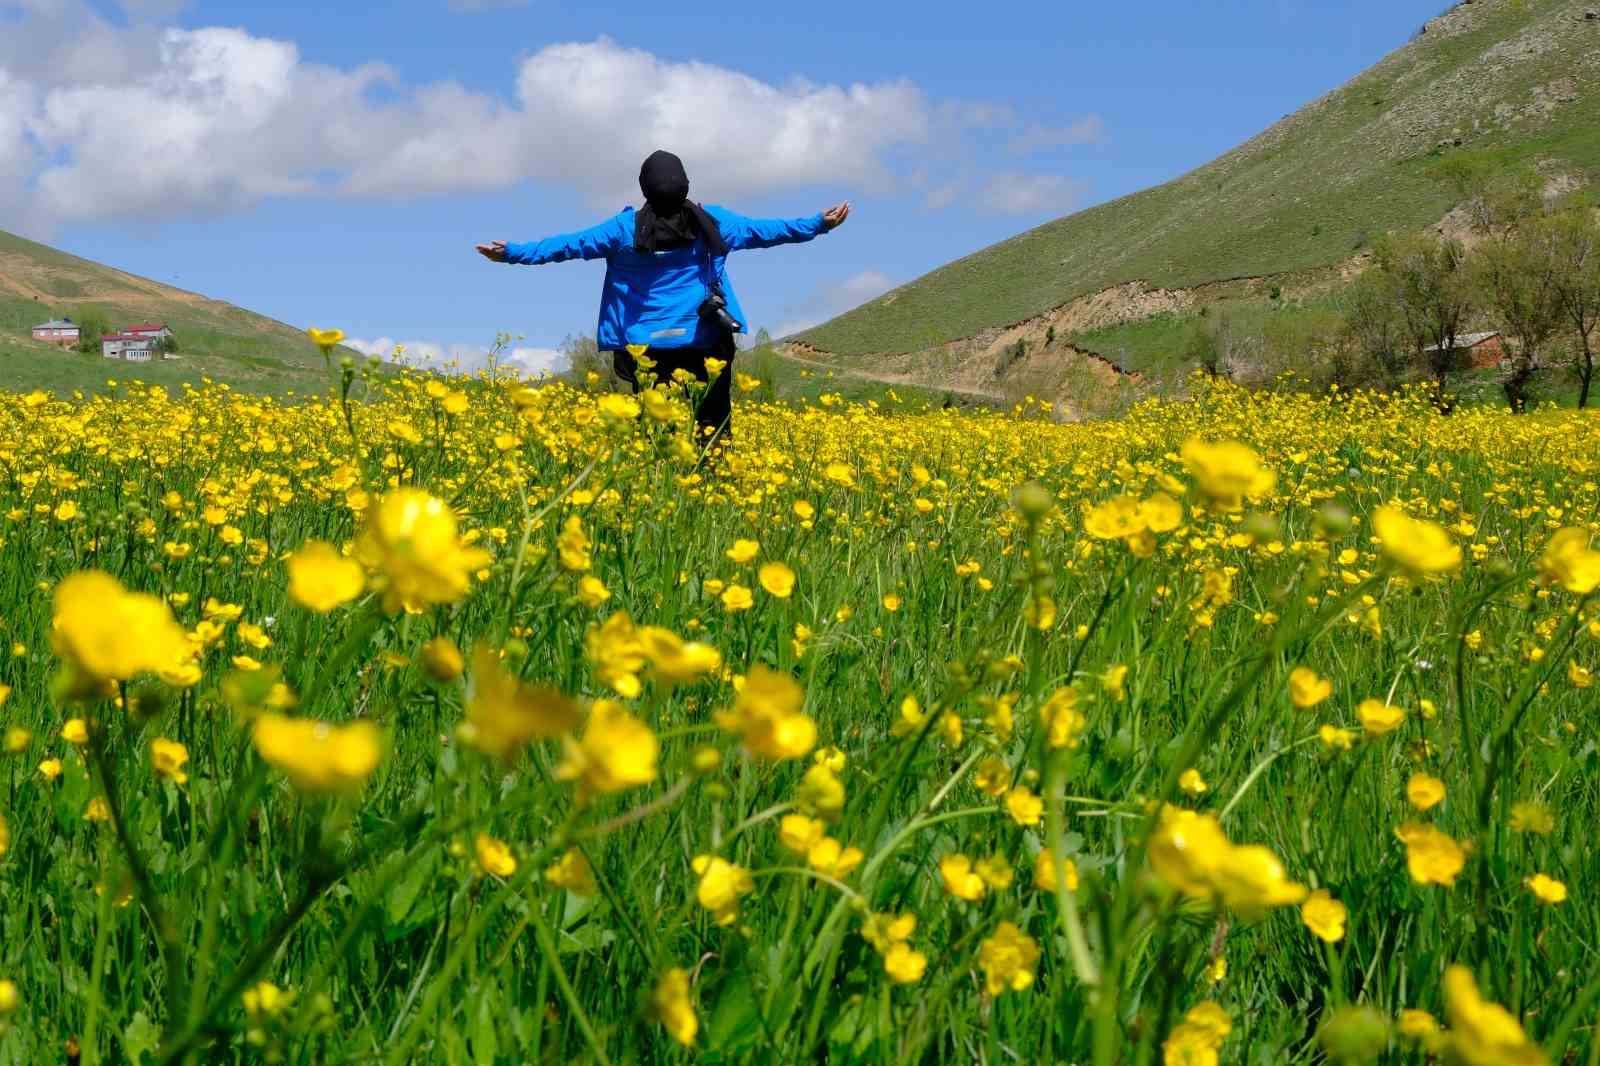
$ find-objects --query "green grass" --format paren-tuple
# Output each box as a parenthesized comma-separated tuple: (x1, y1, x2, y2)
(803, 0, 1600, 362)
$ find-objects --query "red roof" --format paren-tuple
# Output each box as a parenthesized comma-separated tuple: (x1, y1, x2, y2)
(102, 332, 155, 342)
(123, 322, 169, 333)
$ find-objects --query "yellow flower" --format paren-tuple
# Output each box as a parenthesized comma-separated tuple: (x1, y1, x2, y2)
(1140, 492, 1184, 533)
(650, 968, 698, 1046)
(1523, 873, 1567, 905)
(1319, 724, 1355, 751)
(306, 327, 345, 350)
(1180, 439, 1275, 512)
(356, 489, 491, 612)
(1178, 768, 1209, 796)
(150, 737, 189, 785)
(62, 718, 90, 745)
(287, 541, 365, 612)
(939, 854, 987, 901)
(51, 571, 190, 682)
(1162, 1001, 1232, 1066)
(1210, 844, 1308, 915)
(715, 666, 815, 760)
(554, 699, 660, 801)
(1300, 888, 1347, 942)
(460, 645, 580, 760)
(1406, 772, 1446, 811)
(1568, 660, 1593, 689)
(976, 921, 1039, 996)
(576, 575, 611, 609)
(85, 796, 111, 822)
(883, 941, 927, 984)
(637, 626, 722, 685)
(758, 562, 796, 598)
(544, 847, 597, 896)
(1004, 785, 1044, 826)
(1039, 686, 1086, 749)
(1148, 806, 1230, 897)
(975, 854, 1014, 890)
(1441, 964, 1546, 1066)
(720, 584, 754, 612)
(597, 392, 640, 422)
(0, 978, 16, 1014)
(1397, 1008, 1440, 1042)
(419, 636, 465, 682)
(39, 758, 63, 781)
(586, 613, 647, 698)
(1289, 666, 1332, 709)
(796, 763, 846, 820)
(779, 813, 827, 855)
(973, 756, 1012, 797)
(1538, 527, 1600, 594)
(1033, 849, 1079, 893)
(1357, 698, 1405, 736)
(556, 515, 591, 573)
(807, 837, 864, 879)
(1083, 495, 1146, 540)
(691, 854, 754, 926)
(251, 714, 382, 793)
(1395, 822, 1466, 886)
(3, 726, 29, 753)
(1509, 802, 1555, 835)
(881, 593, 902, 612)
(1100, 664, 1128, 701)
(726, 538, 760, 564)
(474, 834, 517, 877)
(1372, 506, 1461, 576)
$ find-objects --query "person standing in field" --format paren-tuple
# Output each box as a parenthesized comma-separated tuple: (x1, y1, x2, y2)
(477, 150, 851, 447)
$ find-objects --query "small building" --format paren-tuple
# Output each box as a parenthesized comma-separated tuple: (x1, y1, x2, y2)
(122, 322, 173, 341)
(102, 333, 156, 362)
(32, 319, 81, 349)
(1425, 330, 1505, 369)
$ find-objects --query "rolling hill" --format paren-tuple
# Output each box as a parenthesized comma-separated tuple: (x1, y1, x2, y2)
(0, 228, 341, 395)
(795, 0, 1600, 402)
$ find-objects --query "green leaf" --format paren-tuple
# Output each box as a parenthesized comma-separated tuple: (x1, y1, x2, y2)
(706, 976, 761, 1054)
(384, 847, 437, 931)
(122, 1011, 159, 1063)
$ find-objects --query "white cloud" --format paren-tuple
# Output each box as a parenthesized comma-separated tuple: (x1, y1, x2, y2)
(1006, 115, 1104, 155)
(975, 171, 1089, 217)
(773, 269, 896, 338)
(346, 336, 564, 376)
(0, 3, 945, 231)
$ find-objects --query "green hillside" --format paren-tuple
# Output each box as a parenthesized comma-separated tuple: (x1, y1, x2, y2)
(0, 229, 340, 396)
(801, 0, 1600, 368)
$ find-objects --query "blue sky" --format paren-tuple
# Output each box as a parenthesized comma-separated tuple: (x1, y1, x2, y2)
(0, 0, 1448, 370)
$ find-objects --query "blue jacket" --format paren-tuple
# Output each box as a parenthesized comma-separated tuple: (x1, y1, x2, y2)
(503, 205, 828, 350)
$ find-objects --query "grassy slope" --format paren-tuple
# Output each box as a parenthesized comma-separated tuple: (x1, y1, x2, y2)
(0, 229, 338, 396)
(801, 0, 1600, 364)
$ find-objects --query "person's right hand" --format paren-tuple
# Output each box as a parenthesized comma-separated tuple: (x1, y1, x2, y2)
(822, 202, 852, 230)
(476, 240, 509, 263)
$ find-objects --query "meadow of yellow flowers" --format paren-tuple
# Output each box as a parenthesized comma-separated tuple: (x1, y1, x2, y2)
(0, 356, 1595, 1064)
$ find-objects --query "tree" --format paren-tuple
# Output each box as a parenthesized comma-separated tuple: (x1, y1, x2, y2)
(1371, 233, 1473, 403)
(1546, 210, 1600, 408)
(1472, 219, 1564, 413)
(559, 333, 606, 385)
(73, 310, 111, 354)
(1339, 270, 1407, 385)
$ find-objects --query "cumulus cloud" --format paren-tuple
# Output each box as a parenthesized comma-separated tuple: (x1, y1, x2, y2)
(773, 269, 897, 338)
(1007, 115, 1104, 155)
(0, 1, 943, 231)
(975, 171, 1089, 217)
(346, 336, 564, 376)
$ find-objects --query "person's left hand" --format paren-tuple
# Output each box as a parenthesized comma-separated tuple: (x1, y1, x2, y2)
(822, 202, 852, 230)
(476, 240, 509, 262)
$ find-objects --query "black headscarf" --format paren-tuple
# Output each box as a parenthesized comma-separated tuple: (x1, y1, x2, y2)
(634, 150, 727, 256)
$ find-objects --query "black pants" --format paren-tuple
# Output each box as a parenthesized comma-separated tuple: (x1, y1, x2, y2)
(613, 334, 736, 446)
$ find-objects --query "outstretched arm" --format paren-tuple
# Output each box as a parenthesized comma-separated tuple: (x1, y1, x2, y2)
(475, 214, 626, 266)
(711, 201, 851, 252)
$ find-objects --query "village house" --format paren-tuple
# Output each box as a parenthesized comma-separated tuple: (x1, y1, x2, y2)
(1425, 330, 1505, 370)
(31, 318, 81, 349)
(101, 332, 157, 362)
(121, 322, 173, 342)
